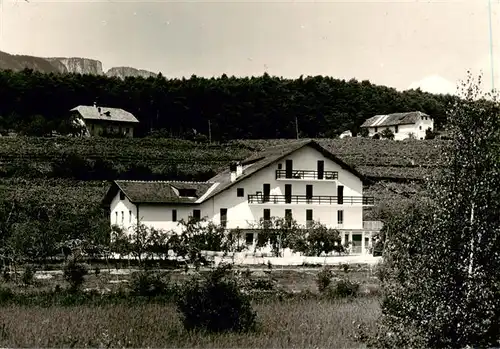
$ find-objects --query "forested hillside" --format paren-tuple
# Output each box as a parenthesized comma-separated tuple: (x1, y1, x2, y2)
(0, 69, 457, 139)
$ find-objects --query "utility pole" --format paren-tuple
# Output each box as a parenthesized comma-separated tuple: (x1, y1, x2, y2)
(208, 120, 212, 144)
(295, 116, 299, 140)
(489, 0, 495, 91)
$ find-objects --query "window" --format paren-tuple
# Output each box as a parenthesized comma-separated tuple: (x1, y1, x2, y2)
(375, 127, 378, 133)
(220, 208, 228, 227)
(263, 209, 271, 221)
(245, 233, 254, 245)
(172, 209, 177, 222)
(277, 163, 282, 169)
(285, 159, 293, 178)
(317, 160, 324, 179)
(121, 211, 124, 224)
(285, 184, 292, 204)
(115, 212, 118, 224)
(125, 128, 130, 134)
(263, 184, 270, 202)
(337, 185, 344, 205)
(306, 185, 313, 203)
(193, 209, 201, 220)
(237, 188, 244, 197)
(179, 189, 197, 197)
(306, 209, 313, 228)
(285, 209, 292, 227)
(119, 191, 125, 200)
(337, 210, 344, 225)
(129, 210, 132, 223)
(395, 125, 399, 133)
(419, 126, 422, 130)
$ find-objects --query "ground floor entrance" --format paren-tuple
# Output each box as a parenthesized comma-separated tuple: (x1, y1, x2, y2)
(342, 230, 377, 255)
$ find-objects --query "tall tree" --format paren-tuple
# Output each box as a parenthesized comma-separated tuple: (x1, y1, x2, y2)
(373, 72, 500, 348)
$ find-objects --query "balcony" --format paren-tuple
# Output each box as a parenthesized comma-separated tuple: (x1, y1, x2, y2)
(275, 170, 338, 181)
(247, 194, 375, 206)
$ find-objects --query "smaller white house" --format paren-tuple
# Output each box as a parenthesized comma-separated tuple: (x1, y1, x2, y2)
(360, 111, 434, 140)
(70, 103, 139, 137)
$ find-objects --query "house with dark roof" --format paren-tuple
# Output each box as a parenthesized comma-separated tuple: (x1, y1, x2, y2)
(102, 140, 379, 255)
(70, 103, 139, 137)
(360, 111, 434, 140)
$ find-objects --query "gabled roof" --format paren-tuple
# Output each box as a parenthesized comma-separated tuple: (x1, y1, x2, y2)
(361, 111, 430, 128)
(102, 180, 217, 205)
(203, 139, 366, 201)
(71, 105, 139, 123)
(102, 139, 367, 206)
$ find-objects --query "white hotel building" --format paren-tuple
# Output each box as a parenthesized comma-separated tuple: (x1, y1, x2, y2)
(103, 140, 381, 255)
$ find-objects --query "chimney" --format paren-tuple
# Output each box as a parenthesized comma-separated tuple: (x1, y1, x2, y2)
(236, 162, 243, 177)
(230, 162, 243, 182)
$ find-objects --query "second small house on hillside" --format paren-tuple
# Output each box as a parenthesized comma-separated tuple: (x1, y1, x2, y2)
(70, 103, 139, 137)
(361, 111, 433, 140)
(102, 140, 382, 256)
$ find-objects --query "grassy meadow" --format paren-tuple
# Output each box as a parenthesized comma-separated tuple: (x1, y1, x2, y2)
(0, 298, 380, 348)
(0, 264, 382, 348)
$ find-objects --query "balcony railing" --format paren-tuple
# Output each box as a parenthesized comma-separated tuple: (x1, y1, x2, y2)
(275, 169, 338, 180)
(248, 194, 375, 205)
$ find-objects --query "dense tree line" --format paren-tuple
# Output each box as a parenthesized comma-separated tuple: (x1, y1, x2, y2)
(0, 69, 457, 139)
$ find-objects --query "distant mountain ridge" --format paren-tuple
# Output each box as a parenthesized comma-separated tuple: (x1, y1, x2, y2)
(0, 50, 157, 79)
(106, 66, 157, 79)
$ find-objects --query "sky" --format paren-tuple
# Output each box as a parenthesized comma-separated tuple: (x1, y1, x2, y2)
(0, 0, 498, 95)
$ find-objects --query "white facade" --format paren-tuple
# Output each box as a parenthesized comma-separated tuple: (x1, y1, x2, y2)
(365, 114, 434, 141)
(109, 143, 378, 255)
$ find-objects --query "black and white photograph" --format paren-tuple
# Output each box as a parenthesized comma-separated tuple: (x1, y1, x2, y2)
(0, 0, 499, 347)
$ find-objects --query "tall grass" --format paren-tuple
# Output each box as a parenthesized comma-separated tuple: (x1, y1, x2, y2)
(0, 298, 380, 348)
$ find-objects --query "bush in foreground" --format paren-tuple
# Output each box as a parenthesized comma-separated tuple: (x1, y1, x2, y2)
(63, 260, 88, 292)
(329, 278, 360, 299)
(175, 263, 257, 333)
(316, 267, 333, 293)
(21, 265, 35, 286)
(129, 271, 176, 299)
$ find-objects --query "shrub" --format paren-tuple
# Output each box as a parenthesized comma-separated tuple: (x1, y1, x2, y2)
(0, 287, 14, 304)
(21, 265, 35, 286)
(342, 263, 350, 274)
(129, 271, 174, 298)
(63, 260, 88, 292)
(380, 128, 395, 140)
(250, 278, 275, 291)
(425, 127, 436, 139)
(329, 278, 360, 299)
(359, 128, 369, 138)
(176, 263, 257, 333)
(316, 267, 333, 293)
(2, 268, 10, 283)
